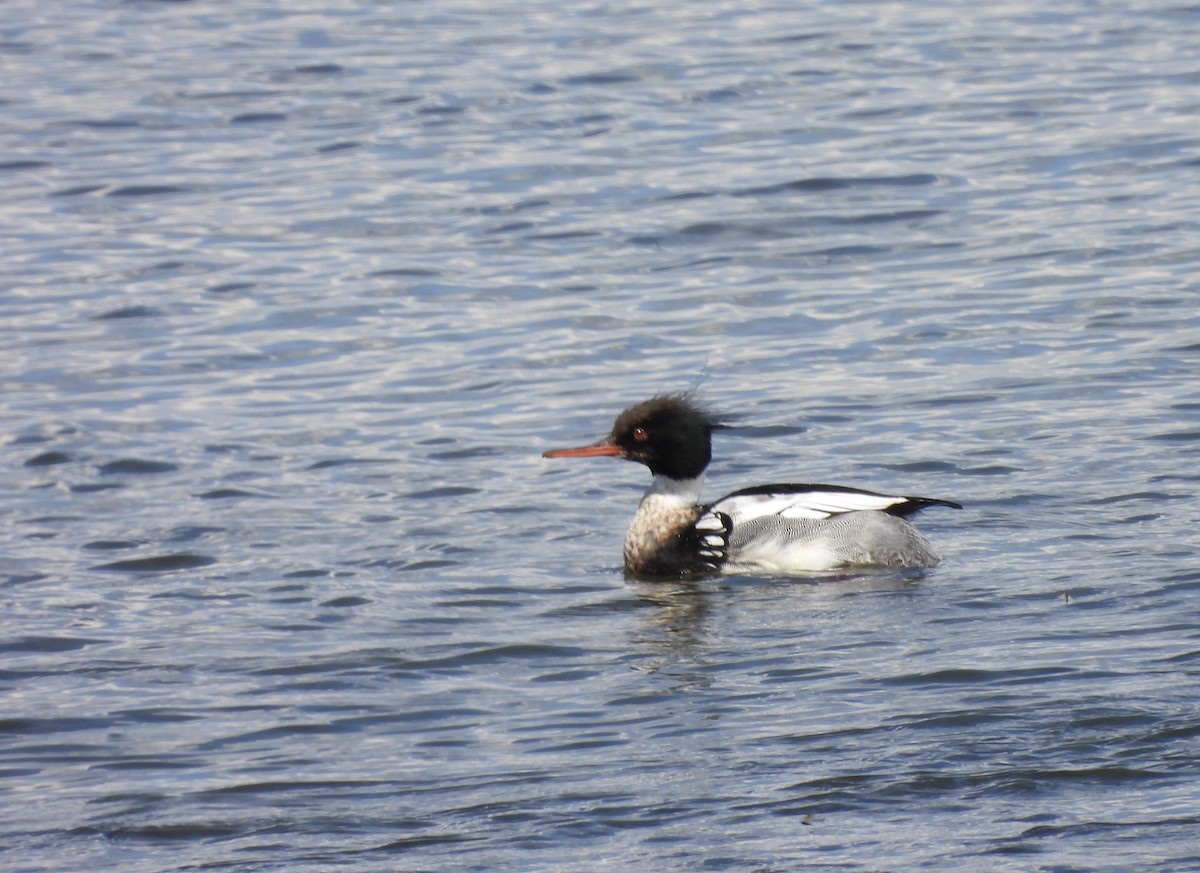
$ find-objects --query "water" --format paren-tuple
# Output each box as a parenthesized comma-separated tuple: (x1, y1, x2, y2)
(3, 0, 1200, 869)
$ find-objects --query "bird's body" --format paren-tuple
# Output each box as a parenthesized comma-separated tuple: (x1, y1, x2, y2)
(544, 394, 960, 577)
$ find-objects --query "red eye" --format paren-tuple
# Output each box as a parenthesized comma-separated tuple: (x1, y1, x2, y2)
(632, 427, 648, 442)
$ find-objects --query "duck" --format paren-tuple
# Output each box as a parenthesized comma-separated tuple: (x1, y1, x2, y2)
(542, 393, 961, 576)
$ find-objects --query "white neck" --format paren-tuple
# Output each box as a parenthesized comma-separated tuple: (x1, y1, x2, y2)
(643, 473, 705, 507)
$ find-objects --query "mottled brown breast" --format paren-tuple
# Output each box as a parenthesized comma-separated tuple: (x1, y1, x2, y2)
(622, 497, 705, 574)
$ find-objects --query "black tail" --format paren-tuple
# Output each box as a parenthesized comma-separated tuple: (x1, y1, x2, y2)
(885, 496, 963, 518)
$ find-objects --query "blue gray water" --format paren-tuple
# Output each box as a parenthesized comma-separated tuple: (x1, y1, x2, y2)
(4, 1, 1200, 870)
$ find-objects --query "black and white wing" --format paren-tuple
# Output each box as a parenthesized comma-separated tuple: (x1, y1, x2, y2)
(708, 483, 961, 524)
(695, 484, 961, 573)
(690, 510, 733, 572)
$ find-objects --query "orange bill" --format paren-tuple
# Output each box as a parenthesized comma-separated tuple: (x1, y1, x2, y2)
(543, 439, 621, 459)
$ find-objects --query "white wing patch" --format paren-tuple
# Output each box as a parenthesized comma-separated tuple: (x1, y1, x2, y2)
(694, 514, 727, 532)
(692, 512, 731, 564)
(710, 489, 906, 523)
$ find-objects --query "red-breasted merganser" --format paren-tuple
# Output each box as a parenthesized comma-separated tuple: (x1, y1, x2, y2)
(543, 394, 961, 577)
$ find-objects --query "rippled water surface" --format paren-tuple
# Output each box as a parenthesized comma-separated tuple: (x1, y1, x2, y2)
(4, 1, 1200, 870)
